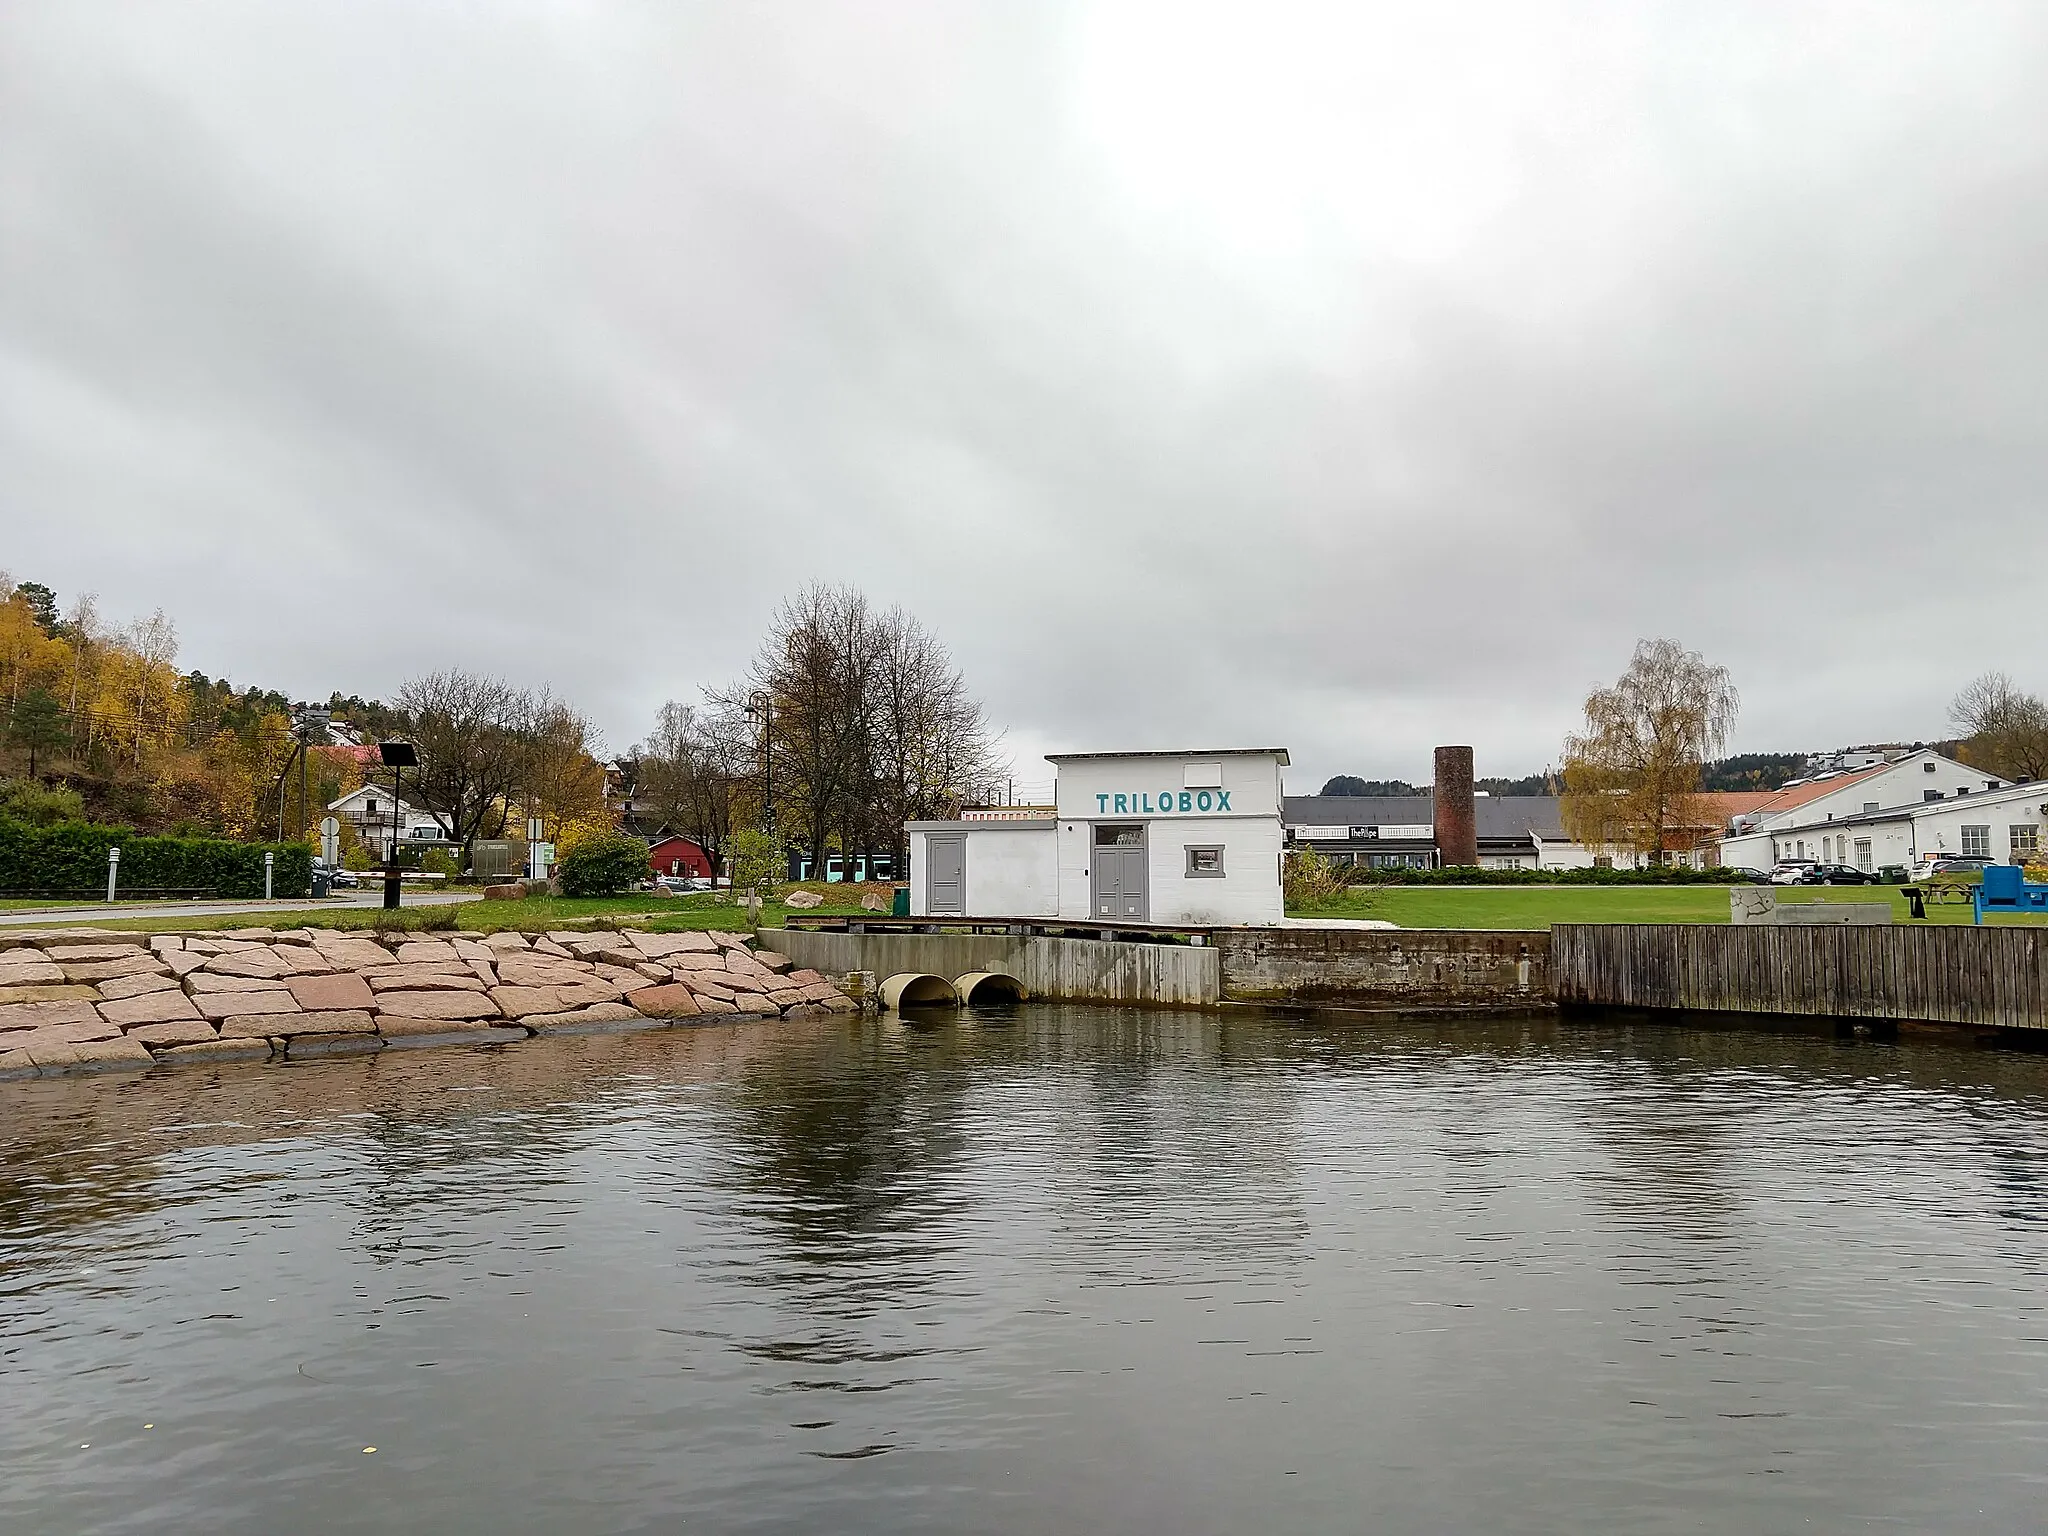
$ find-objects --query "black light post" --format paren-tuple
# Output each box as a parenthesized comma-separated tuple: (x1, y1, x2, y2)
(377, 740, 419, 910)
(745, 692, 778, 882)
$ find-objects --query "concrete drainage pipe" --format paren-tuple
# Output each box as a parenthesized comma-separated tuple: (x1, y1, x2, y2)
(879, 972, 960, 1010)
(954, 971, 1028, 1005)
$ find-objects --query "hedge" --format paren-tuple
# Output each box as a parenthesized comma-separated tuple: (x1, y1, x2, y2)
(0, 819, 312, 898)
(1339, 863, 1764, 887)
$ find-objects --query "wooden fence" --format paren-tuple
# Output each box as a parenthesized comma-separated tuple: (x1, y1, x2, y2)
(1550, 923, 2046, 1032)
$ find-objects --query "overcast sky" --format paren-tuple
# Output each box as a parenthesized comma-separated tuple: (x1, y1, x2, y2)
(5, 2, 2045, 793)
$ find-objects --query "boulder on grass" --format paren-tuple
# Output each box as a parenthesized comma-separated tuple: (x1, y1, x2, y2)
(783, 890, 823, 909)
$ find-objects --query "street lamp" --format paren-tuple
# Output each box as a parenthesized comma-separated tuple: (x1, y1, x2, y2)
(743, 693, 774, 833)
(377, 740, 419, 911)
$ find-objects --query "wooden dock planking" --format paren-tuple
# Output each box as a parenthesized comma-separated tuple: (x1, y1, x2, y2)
(1551, 923, 2045, 1031)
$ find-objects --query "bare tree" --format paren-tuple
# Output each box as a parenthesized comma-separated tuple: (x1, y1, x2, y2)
(397, 670, 529, 855)
(866, 604, 999, 873)
(741, 583, 876, 874)
(1561, 639, 1739, 864)
(636, 697, 753, 874)
(714, 584, 1002, 878)
(1950, 672, 2048, 781)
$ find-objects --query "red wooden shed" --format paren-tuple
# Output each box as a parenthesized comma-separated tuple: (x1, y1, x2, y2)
(647, 834, 714, 879)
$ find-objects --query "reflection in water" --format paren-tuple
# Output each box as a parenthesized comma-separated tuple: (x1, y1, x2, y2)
(2, 1007, 2046, 1536)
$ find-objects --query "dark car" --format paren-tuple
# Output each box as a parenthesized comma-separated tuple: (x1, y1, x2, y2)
(1723, 867, 1772, 884)
(1811, 863, 1878, 885)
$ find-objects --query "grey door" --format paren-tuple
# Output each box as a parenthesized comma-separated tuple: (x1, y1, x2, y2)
(1091, 828, 1148, 920)
(927, 835, 965, 914)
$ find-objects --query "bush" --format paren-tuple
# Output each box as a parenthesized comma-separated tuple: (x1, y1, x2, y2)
(1283, 847, 1350, 907)
(1337, 862, 1767, 887)
(0, 778, 87, 827)
(555, 834, 648, 897)
(420, 847, 461, 879)
(0, 818, 311, 897)
(726, 827, 778, 894)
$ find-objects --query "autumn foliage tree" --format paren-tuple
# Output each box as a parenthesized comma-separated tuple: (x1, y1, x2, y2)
(1561, 639, 1739, 864)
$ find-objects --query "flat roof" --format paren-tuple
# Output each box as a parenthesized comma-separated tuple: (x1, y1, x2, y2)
(906, 818, 1057, 832)
(1046, 747, 1290, 765)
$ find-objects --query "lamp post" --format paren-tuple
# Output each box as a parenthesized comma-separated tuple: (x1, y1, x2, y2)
(377, 740, 419, 911)
(744, 692, 778, 885)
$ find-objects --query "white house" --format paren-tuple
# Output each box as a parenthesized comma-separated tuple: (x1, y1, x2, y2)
(326, 785, 451, 859)
(907, 748, 1288, 925)
(1717, 750, 2011, 870)
(1725, 780, 2048, 873)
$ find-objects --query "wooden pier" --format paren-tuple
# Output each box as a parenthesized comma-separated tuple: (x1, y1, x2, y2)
(1551, 923, 2047, 1033)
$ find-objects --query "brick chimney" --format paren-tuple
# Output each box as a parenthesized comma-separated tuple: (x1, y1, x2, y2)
(1433, 745, 1477, 867)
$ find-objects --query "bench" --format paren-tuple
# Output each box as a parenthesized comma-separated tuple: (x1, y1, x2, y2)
(1973, 865, 2048, 924)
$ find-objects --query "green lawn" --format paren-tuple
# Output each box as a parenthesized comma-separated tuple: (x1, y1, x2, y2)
(1293, 884, 2043, 929)
(32, 894, 869, 936)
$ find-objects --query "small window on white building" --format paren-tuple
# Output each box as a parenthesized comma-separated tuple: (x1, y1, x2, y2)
(1853, 839, 1872, 871)
(1924, 790, 1942, 802)
(2011, 825, 2039, 858)
(1186, 845, 1224, 877)
(1961, 825, 1991, 859)
(1863, 802, 1879, 814)
(365, 798, 379, 816)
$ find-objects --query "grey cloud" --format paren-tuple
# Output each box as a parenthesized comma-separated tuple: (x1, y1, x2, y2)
(4, 1, 2046, 790)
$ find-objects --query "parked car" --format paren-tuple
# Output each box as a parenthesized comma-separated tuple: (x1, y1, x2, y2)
(1910, 854, 1988, 882)
(1770, 861, 1818, 885)
(1810, 863, 1878, 885)
(312, 859, 360, 890)
(652, 874, 712, 893)
(1723, 867, 1772, 884)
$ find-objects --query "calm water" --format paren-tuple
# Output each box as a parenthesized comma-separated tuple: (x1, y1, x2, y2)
(3, 1007, 2046, 1534)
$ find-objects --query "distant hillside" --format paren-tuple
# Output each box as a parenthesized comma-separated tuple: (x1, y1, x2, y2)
(1699, 753, 1808, 791)
(1320, 754, 1816, 800)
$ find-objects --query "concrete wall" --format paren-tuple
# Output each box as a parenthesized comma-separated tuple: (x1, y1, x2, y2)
(773, 929, 1220, 1007)
(1211, 928, 1550, 1009)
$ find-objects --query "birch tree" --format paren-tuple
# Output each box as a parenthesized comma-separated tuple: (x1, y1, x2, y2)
(1560, 639, 1738, 864)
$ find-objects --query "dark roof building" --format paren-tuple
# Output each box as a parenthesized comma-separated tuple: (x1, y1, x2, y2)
(1282, 794, 1569, 869)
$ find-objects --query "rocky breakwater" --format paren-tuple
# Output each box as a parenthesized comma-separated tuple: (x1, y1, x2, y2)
(0, 926, 859, 1080)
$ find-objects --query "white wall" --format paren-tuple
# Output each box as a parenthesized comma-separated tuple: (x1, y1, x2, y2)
(1534, 840, 1652, 871)
(1755, 753, 2006, 833)
(1896, 790, 2047, 863)
(1050, 751, 1286, 924)
(907, 824, 1059, 917)
(966, 825, 1058, 916)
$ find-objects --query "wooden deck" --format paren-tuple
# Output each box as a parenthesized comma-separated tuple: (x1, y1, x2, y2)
(1551, 923, 2047, 1032)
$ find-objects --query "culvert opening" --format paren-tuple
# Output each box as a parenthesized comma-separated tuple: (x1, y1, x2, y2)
(955, 971, 1028, 1005)
(880, 973, 959, 1010)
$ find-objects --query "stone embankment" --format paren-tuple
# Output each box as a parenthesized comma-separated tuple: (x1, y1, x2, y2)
(0, 926, 858, 1080)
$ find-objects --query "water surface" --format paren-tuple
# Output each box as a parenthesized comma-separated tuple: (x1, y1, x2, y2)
(3, 1008, 2045, 1533)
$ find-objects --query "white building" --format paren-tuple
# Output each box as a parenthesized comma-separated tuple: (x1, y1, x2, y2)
(906, 748, 1288, 925)
(326, 785, 451, 859)
(1726, 780, 2048, 873)
(1716, 750, 2010, 870)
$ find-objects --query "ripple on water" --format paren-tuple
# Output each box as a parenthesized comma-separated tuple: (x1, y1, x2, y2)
(0, 1010, 2046, 1535)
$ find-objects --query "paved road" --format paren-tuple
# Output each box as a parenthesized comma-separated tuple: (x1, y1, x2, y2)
(0, 891, 484, 927)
